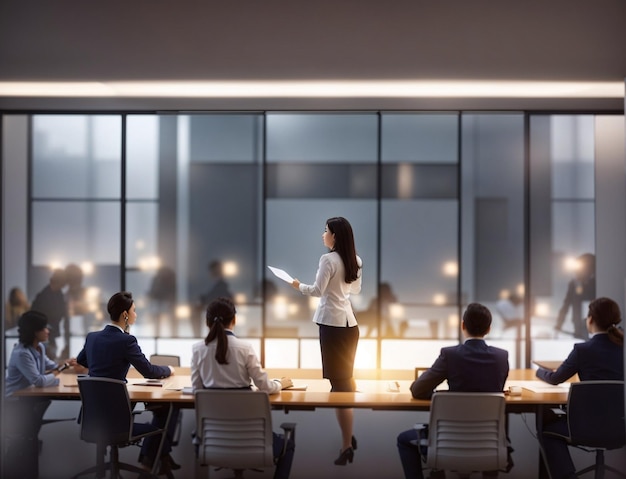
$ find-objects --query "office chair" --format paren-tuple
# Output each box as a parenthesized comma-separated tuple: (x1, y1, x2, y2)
(543, 380, 626, 479)
(420, 392, 508, 478)
(194, 389, 296, 478)
(72, 376, 171, 479)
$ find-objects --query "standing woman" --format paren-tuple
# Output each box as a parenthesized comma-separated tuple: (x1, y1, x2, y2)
(291, 216, 362, 466)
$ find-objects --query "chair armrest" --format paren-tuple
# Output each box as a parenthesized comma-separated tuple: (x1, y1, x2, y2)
(413, 423, 427, 431)
(543, 430, 571, 443)
(276, 422, 297, 462)
(550, 407, 567, 416)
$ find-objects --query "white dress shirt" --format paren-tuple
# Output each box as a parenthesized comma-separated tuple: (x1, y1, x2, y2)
(298, 252, 362, 327)
(191, 331, 281, 394)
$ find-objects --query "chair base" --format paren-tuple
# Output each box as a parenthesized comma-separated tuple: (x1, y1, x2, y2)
(72, 461, 148, 479)
(576, 463, 626, 479)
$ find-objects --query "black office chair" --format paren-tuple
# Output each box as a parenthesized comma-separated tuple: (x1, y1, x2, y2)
(544, 380, 626, 479)
(72, 376, 171, 479)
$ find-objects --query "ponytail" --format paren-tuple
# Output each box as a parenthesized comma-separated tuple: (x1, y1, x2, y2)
(204, 297, 236, 365)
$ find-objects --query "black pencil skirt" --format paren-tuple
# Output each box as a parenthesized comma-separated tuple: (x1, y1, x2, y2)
(318, 322, 360, 391)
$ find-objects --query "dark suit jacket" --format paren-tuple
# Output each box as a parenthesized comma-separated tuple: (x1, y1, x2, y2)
(76, 325, 171, 381)
(536, 333, 624, 384)
(410, 339, 509, 399)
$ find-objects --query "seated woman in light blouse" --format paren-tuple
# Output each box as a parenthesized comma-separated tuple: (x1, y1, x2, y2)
(4, 310, 77, 478)
(191, 297, 295, 479)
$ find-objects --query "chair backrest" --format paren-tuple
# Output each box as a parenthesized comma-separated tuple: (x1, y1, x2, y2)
(426, 392, 507, 474)
(194, 390, 274, 469)
(567, 380, 626, 449)
(77, 377, 134, 445)
(149, 354, 181, 367)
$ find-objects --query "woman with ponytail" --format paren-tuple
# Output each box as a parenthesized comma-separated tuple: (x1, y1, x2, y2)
(191, 297, 295, 479)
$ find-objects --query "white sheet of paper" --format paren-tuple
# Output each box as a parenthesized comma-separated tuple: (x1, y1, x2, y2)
(267, 265, 294, 283)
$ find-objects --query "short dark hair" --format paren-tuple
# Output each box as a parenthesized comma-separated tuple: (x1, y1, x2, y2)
(18, 310, 48, 346)
(462, 303, 492, 337)
(107, 291, 134, 322)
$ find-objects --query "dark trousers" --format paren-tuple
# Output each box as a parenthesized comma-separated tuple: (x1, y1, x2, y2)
(397, 427, 427, 479)
(138, 404, 179, 466)
(272, 431, 295, 479)
(2, 398, 51, 479)
(539, 414, 575, 479)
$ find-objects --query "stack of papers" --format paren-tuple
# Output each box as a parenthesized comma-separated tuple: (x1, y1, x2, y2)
(506, 380, 570, 393)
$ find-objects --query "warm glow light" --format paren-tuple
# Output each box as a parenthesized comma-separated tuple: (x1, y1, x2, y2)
(135, 240, 145, 250)
(80, 261, 95, 275)
(442, 261, 458, 277)
(535, 302, 550, 316)
(0, 80, 622, 98)
(433, 293, 446, 305)
(272, 296, 289, 321)
(49, 260, 63, 270)
(398, 163, 414, 199)
(389, 304, 405, 319)
(308, 296, 320, 310)
(176, 305, 190, 319)
(516, 283, 525, 296)
(499, 289, 510, 300)
(222, 261, 238, 277)
(137, 256, 161, 271)
(234, 293, 246, 304)
(564, 256, 581, 272)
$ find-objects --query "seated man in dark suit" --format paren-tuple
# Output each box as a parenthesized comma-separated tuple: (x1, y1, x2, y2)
(397, 302, 510, 479)
(76, 291, 180, 474)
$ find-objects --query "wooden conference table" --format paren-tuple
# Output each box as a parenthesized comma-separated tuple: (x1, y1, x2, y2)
(15, 367, 570, 413)
(15, 368, 568, 478)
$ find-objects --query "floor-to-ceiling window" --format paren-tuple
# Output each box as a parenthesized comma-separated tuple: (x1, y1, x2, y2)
(1, 111, 615, 371)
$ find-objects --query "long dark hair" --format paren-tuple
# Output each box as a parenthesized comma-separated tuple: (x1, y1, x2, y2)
(205, 297, 236, 364)
(588, 297, 624, 346)
(18, 310, 48, 346)
(326, 216, 360, 283)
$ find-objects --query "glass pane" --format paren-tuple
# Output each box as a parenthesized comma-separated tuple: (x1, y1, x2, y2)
(32, 115, 121, 198)
(32, 201, 120, 266)
(185, 114, 263, 340)
(380, 200, 458, 339)
(530, 114, 595, 344)
(127, 115, 159, 200)
(551, 116, 595, 199)
(126, 202, 158, 268)
(381, 113, 458, 163)
(189, 115, 263, 163)
(266, 113, 378, 163)
(461, 113, 525, 367)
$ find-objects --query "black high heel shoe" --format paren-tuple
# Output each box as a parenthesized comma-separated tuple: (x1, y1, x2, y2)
(334, 446, 354, 465)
